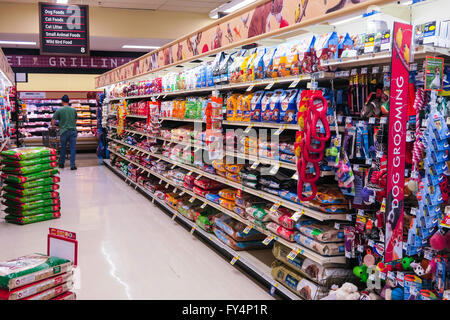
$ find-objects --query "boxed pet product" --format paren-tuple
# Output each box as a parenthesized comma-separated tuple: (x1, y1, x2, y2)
(280, 89, 299, 124)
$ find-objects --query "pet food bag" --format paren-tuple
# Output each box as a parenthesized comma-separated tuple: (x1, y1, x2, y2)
(213, 227, 268, 251)
(263, 47, 277, 78)
(268, 207, 296, 230)
(3, 191, 60, 204)
(218, 188, 238, 201)
(1, 147, 57, 160)
(2, 168, 59, 184)
(250, 47, 267, 81)
(0, 254, 72, 290)
(245, 205, 271, 222)
(5, 176, 61, 190)
(250, 91, 265, 122)
(5, 212, 61, 225)
(5, 205, 60, 217)
(269, 89, 286, 123)
(296, 223, 345, 243)
(294, 233, 345, 256)
(3, 198, 60, 211)
(52, 291, 77, 300)
(218, 198, 235, 211)
(1, 155, 58, 167)
(280, 89, 299, 124)
(23, 281, 73, 300)
(3, 184, 60, 197)
(261, 91, 275, 122)
(266, 222, 298, 242)
(214, 214, 265, 241)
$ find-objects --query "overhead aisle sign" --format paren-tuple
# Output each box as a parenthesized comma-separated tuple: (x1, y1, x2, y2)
(39, 2, 89, 55)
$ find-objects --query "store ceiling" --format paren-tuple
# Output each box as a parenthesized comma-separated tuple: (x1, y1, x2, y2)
(0, 0, 231, 13)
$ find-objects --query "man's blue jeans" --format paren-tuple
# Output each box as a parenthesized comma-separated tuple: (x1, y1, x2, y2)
(59, 130, 77, 167)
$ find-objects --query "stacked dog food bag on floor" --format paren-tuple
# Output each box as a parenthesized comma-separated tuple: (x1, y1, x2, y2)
(0, 253, 76, 300)
(1, 147, 61, 225)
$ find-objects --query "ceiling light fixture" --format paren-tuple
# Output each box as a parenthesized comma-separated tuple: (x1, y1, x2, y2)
(0, 40, 37, 45)
(223, 0, 256, 13)
(122, 45, 160, 50)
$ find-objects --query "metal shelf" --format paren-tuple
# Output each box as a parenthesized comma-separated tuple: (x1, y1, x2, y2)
(223, 121, 299, 130)
(105, 154, 345, 265)
(103, 158, 300, 300)
(107, 137, 349, 223)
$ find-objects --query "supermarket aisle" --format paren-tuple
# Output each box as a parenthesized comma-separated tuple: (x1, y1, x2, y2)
(0, 165, 273, 300)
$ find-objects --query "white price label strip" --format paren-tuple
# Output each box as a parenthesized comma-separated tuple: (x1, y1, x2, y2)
(244, 125, 253, 134)
(287, 248, 302, 260)
(265, 81, 276, 90)
(200, 203, 207, 209)
(173, 188, 178, 193)
(230, 255, 239, 265)
(190, 225, 197, 235)
(165, 183, 169, 189)
(289, 80, 300, 88)
(291, 172, 299, 180)
(186, 171, 193, 176)
(290, 210, 304, 221)
(195, 175, 202, 180)
(251, 161, 260, 169)
(171, 164, 176, 169)
(243, 225, 254, 234)
(172, 213, 178, 220)
(274, 127, 284, 136)
(179, 191, 185, 196)
(189, 197, 195, 203)
(269, 203, 280, 213)
(159, 179, 163, 185)
(246, 84, 254, 92)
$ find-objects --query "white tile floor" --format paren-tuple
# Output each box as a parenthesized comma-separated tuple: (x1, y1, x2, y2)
(0, 165, 274, 300)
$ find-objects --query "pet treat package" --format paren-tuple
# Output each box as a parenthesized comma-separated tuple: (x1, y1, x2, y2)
(271, 43, 288, 78)
(298, 35, 316, 73)
(1, 147, 57, 160)
(0, 254, 73, 290)
(271, 260, 329, 300)
(213, 227, 269, 251)
(280, 89, 299, 124)
(268, 207, 296, 230)
(0, 271, 73, 300)
(5, 211, 61, 225)
(213, 214, 266, 241)
(1, 155, 58, 167)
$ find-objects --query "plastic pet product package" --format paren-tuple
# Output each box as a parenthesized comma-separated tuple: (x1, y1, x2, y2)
(214, 214, 265, 241)
(5, 205, 60, 217)
(0, 271, 73, 300)
(3, 191, 59, 204)
(235, 193, 266, 208)
(213, 227, 269, 251)
(251, 47, 266, 81)
(261, 91, 275, 122)
(250, 91, 265, 122)
(193, 177, 222, 190)
(307, 200, 348, 213)
(218, 188, 237, 201)
(279, 153, 295, 164)
(23, 281, 73, 300)
(298, 35, 316, 74)
(278, 190, 301, 204)
(271, 260, 328, 300)
(3, 198, 60, 211)
(205, 193, 220, 204)
(1, 155, 58, 167)
(52, 291, 76, 300)
(296, 223, 344, 243)
(1, 169, 59, 184)
(212, 159, 226, 172)
(241, 93, 254, 123)
(1, 147, 57, 160)
(245, 205, 271, 222)
(268, 207, 296, 230)
(246, 215, 269, 230)
(294, 233, 344, 256)
(242, 179, 259, 189)
(3, 184, 60, 197)
(234, 206, 247, 219)
(219, 198, 235, 211)
(314, 32, 339, 71)
(177, 203, 200, 221)
(269, 89, 286, 123)
(271, 43, 288, 78)
(5, 211, 61, 225)
(5, 176, 61, 190)
(259, 170, 296, 189)
(280, 89, 299, 124)
(225, 171, 241, 183)
(279, 142, 295, 155)
(314, 187, 347, 204)
(266, 222, 298, 242)
(0, 254, 73, 290)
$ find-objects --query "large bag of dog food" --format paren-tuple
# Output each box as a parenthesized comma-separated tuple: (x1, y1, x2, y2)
(3, 191, 60, 204)
(5, 211, 61, 225)
(5, 205, 60, 217)
(213, 214, 265, 241)
(2, 161, 58, 175)
(3, 184, 60, 197)
(1, 155, 58, 167)
(52, 291, 77, 300)
(0, 271, 73, 300)
(23, 280, 73, 300)
(2, 169, 59, 184)
(5, 176, 60, 190)
(1, 147, 57, 160)
(0, 254, 72, 290)
(3, 198, 60, 211)
(213, 227, 269, 251)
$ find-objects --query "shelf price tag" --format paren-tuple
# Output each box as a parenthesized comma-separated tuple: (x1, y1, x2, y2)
(246, 84, 255, 92)
(269, 164, 280, 174)
(195, 174, 202, 180)
(346, 214, 353, 221)
(290, 210, 304, 221)
(269, 203, 281, 213)
(263, 235, 275, 245)
(189, 197, 196, 203)
(361, 67, 368, 75)
(383, 66, 390, 73)
(274, 127, 284, 136)
(190, 225, 197, 235)
(287, 247, 302, 260)
(265, 80, 276, 90)
(372, 67, 380, 74)
(357, 209, 365, 217)
(159, 179, 163, 185)
(289, 79, 300, 88)
(243, 225, 254, 234)
(369, 117, 376, 124)
(269, 282, 279, 296)
(250, 161, 260, 169)
(230, 255, 240, 265)
(179, 191, 185, 196)
(172, 213, 178, 220)
(200, 203, 207, 209)
(334, 223, 341, 230)
(380, 117, 387, 124)
(171, 164, 177, 169)
(244, 125, 253, 134)
(291, 172, 299, 180)
(165, 183, 169, 189)
(186, 171, 193, 176)
(173, 187, 178, 193)
(351, 68, 358, 76)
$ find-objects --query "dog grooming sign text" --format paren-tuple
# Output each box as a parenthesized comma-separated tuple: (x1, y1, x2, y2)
(385, 22, 413, 263)
(39, 2, 89, 55)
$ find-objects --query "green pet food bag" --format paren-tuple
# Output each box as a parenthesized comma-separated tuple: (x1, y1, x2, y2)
(1, 169, 59, 184)
(5, 176, 60, 190)
(2, 162, 58, 175)
(3, 198, 60, 211)
(0, 253, 72, 290)
(1, 147, 56, 160)
(1, 155, 58, 167)
(3, 191, 60, 204)
(5, 205, 60, 217)
(5, 211, 61, 225)
(3, 184, 59, 197)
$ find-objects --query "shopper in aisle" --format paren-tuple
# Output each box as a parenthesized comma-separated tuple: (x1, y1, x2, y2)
(51, 95, 78, 170)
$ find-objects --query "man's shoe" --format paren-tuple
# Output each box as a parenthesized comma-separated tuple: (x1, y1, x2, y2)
(58, 164, 64, 169)
(71, 166, 77, 170)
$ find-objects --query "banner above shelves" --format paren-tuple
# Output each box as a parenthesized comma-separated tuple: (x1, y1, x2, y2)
(95, 0, 394, 88)
(0, 48, 14, 86)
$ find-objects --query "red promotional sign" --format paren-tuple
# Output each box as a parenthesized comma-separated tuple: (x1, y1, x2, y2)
(384, 22, 413, 263)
